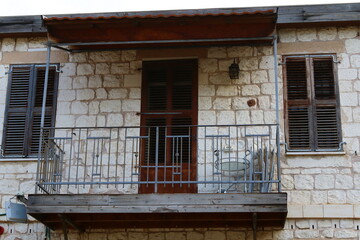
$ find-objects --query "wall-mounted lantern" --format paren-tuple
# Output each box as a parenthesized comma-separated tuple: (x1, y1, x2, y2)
(229, 58, 240, 79)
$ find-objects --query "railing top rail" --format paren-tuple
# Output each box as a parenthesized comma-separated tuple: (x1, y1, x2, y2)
(42, 123, 279, 130)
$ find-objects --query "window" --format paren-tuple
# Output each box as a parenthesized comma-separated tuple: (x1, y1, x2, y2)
(284, 55, 342, 151)
(2, 64, 59, 157)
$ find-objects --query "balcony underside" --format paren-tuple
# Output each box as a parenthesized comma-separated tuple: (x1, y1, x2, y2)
(27, 193, 287, 230)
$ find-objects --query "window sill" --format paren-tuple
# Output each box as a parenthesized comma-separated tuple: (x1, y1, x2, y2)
(0, 158, 38, 162)
(285, 151, 346, 156)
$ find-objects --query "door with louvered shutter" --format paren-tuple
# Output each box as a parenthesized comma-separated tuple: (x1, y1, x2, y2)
(140, 59, 198, 193)
(284, 56, 341, 151)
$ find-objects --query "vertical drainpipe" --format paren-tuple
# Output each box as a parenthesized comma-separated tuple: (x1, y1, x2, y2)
(273, 34, 282, 192)
(35, 43, 52, 194)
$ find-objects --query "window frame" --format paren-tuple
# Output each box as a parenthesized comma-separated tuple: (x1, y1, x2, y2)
(283, 54, 342, 152)
(1, 64, 59, 158)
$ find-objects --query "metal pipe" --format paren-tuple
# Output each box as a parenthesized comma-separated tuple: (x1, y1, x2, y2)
(35, 43, 52, 194)
(51, 36, 274, 47)
(273, 35, 282, 192)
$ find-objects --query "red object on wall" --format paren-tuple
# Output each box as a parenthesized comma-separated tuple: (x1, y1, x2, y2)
(0, 226, 5, 235)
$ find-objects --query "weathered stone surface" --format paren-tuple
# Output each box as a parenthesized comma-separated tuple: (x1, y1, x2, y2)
(73, 76, 88, 89)
(121, 50, 136, 61)
(209, 72, 231, 85)
(100, 100, 121, 113)
(199, 59, 218, 73)
(88, 75, 103, 88)
(104, 75, 123, 88)
(240, 57, 258, 70)
(217, 111, 235, 125)
(259, 56, 274, 70)
(71, 101, 88, 114)
(199, 97, 212, 110)
(318, 27, 337, 41)
(111, 63, 130, 74)
(76, 115, 96, 127)
(251, 70, 268, 83)
(242, 85, 260, 96)
(204, 231, 226, 240)
(334, 229, 358, 238)
(216, 86, 237, 96)
(297, 28, 317, 42)
(61, 63, 76, 77)
(335, 175, 353, 189)
(328, 190, 346, 203)
(199, 85, 215, 96)
(122, 100, 140, 111)
(338, 26, 359, 39)
(15, 38, 28, 51)
(76, 89, 95, 100)
(109, 89, 128, 99)
(165, 232, 186, 240)
(69, 52, 88, 63)
(89, 51, 121, 62)
(228, 46, 253, 57)
(107, 114, 124, 126)
(294, 175, 314, 190)
(96, 88, 108, 99)
(207, 47, 227, 58)
(279, 28, 297, 43)
(290, 191, 311, 204)
(58, 90, 76, 101)
(213, 98, 231, 110)
(2, 38, 15, 52)
(77, 63, 94, 75)
(198, 111, 216, 125)
(95, 63, 110, 74)
(345, 39, 360, 53)
(315, 175, 335, 189)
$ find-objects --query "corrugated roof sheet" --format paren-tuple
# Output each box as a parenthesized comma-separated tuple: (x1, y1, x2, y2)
(44, 9, 275, 21)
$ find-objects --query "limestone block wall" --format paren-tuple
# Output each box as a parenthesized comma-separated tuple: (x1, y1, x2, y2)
(0, 25, 360, 239)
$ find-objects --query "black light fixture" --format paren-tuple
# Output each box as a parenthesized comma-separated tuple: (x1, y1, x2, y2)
(229, 58, 240, 79)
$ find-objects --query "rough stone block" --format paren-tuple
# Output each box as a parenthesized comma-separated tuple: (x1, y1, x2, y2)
(100, 100, 121, 113)
(15, 38, 28, 51)
(61, 63, 76, 77)
(334, 229, 358, 238)
(198, 111, 216, 125)
(1, 38, 15, 52)
(303, 205, 323, 218)
(88, 75, 103, 88)
(199, 85, 215, 96)
(95, 63, 110, 74)
(104, 75, 123, 88)
(235, 110, 250, 124)
(71, 101, 88, 114)
(324, 205, 353, 218)
(199, 59, 218, 73)
(318, 27, 337, 41)
(213, 98, 231, 110)
(89, 51, 121, 62)
(345, 39, 360, 53)
(287, 205, 302, 218)
(96, 88, 108, 99)
(216, 86, 237, 96)
(251, 70, 268, 83)
(58, 90, 76, 101)
(107, 114, 124, 126)
(242, 85, 260, 96)
(328, 190, 347, 203)
(290, 191, 311, 204)
(121, 50, 136, 61)
(240, 57, 259, 70)
(109, 89, 128, 99)
(217, 111, 235, 125)
(204, 231, 226, 240)
(297, 28, 317, 42)
(294, 175, 314, 190)
(335, 175, 353, 189)
(209, 72, 231, 85)
(339, 26, 359, 39)
(315, 175, 335, 189)
(122, 99, 140, 111)
(77, 63, 94, 75)
(69, 52, 88, 63)
(207, 47, 227, 58)
(279, 28, 297, 43)
(111, 63, 130, 74)
(294, 229, 319, 239)
(259, 56, 274, 70)
(199, 97, 212, 110)
(76, 89, 95, 100)
(73, 76, 88, 89)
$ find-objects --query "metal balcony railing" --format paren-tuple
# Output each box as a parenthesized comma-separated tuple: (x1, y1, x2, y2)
(36, 124, 281, 194)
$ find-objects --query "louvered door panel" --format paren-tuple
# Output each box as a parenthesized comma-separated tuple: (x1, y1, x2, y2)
(34, 67, 56, 107)
(171, 118, 192, 163)
(147, 70, 167, 111)
(286, 59, 308, 100)
(288, 107, 311, 149)
(144, 118, 166, 164)
(173, 70, 193, 110)
(3, 113, 27, 155)
(316, 106, 339, 149)
(30, 113, 53, 154)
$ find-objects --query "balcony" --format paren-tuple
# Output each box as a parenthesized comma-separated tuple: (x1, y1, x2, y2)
(27, 124, 287, 230)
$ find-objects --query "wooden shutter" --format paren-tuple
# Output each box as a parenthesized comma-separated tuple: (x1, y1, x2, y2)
(2, 65, 58, 157)
(285, 56, 341, 151)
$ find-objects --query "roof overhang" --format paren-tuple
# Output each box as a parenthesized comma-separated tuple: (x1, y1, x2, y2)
(44, 8, 277, 51)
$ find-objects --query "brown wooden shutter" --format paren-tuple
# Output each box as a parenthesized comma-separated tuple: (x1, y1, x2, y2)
(285, 56, 341, 151)
(2, 65, 58, 157)
(3, 66, 32, 156)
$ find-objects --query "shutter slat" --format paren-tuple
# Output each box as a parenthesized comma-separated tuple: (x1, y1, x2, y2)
(314, 59, 335, 100)
(286, 60, 308, 100)
(288, 107, 311, 149)
(316, 106, 339, 149)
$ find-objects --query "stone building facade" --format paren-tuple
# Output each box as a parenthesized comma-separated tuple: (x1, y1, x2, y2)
(0, 10, 359, 240)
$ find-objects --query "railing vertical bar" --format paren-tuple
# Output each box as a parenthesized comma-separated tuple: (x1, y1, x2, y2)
(99, 138, 104, 187)
(107, 129, 112, 188)
(83, 128, 88, 188)
(171, 137, 175, 188)
(188, 126, 191, 187)
(130, 137, 135, 187)
(204, 126, 207, 187)
(115, 127, 120, 188)
(154, 127, 159, 193)
(123, 128, 127, 188)
(68, 129, 74, 191)
(163, 127, 167, 187)
(146, 127, 150, 187)
(180, 137, 183, 187)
